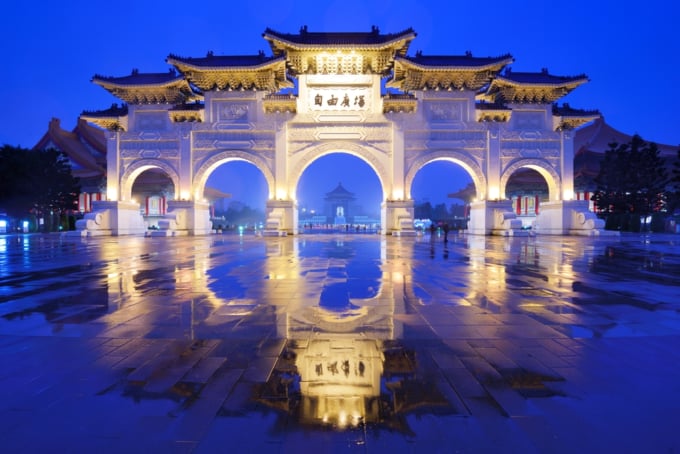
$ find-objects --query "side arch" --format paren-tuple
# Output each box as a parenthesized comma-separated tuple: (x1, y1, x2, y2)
(500, 158, 561, 201)
(120, 159, 180, 202)
(404, 150, 486, 200)
(288, 141, 389, 201)
(193, 150, 275, 201)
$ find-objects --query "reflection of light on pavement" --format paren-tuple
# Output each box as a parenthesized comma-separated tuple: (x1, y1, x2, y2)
(518, 302, 545, 314)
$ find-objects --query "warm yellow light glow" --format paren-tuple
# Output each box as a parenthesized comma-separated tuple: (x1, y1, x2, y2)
(392, 189, 404, 200)
(276, 189, 287, 200)
(563, 189, 574, 201)
(180, 191, 190, 201)
(488, 186, 500, 200)
(107, 188, 117, 201)
(338, 411, 348, 428)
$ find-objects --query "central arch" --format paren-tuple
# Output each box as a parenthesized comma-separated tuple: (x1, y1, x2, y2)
(289, 142, 389, 203)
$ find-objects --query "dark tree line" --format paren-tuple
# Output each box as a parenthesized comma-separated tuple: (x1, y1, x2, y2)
(414, 201, 467, 223)
(213, 202, 265, 230)
(0, 145, 80, 231)
(591, 135, 679, 231)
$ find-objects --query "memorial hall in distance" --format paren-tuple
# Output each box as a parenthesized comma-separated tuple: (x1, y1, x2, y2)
(61, 26, 617, 236)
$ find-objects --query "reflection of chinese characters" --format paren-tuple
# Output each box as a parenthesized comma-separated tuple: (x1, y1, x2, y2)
(316, 360, 366, 377)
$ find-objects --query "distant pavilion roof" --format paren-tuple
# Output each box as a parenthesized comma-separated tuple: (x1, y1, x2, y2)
(34, 118, 106, 181)
(324, 182, 356, 200)
(92, 69, 198, 104)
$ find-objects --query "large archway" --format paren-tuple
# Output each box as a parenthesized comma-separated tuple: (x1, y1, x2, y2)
(205, 160, 269, 232)
(193, 151, 275, 203)
(410, 159, 474, 231)
(295, 152, 384, 233)
(405, 151, 487, 202)
(121, 160, 179, 203)
(130, 168, 175, 228)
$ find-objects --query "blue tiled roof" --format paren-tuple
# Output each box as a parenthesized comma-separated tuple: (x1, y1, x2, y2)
(167, 52, 283, 68)
(92, 69, 183, 86)
(401, 52, 513, 67)
(264, 26, 416, 46)
(500, 69, 588, 85)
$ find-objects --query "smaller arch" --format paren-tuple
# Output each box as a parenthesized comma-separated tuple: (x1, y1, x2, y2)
(193, 150, 275, 201)
(500, 158, 561, 201)
(120, 159, 180, 202)
(405, 150, 486, 201)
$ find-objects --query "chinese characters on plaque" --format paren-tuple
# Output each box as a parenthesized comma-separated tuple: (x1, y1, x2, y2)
(310, 89, 369, 111)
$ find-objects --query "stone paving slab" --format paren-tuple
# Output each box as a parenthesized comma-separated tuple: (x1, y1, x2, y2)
(0, 232, 679, 451)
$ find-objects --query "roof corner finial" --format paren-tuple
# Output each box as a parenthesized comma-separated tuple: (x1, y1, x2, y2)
(541, 67, 548, 74)
(258, 50, 264, 57)
(207, 50, 214, 58)
(416, 50, 422, 57)
(465, 50, 472, 57)
(300, 25, 308, 34)
(371, 25, 380, 34)
(131, 68, 139, 75)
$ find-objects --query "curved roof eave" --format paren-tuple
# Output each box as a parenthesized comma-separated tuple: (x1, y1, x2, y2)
(167, 55, 287, 72)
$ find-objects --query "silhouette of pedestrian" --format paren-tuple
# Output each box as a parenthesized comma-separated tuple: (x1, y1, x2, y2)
(443, 223, 449, 244)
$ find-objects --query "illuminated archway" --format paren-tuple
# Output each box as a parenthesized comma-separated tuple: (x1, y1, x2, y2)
(500, 159, 560, 202)
(405, 150, 486, 201)
(289, 142, 388, 202)
(193, 150, 275, 202)
(121, 159, 180, 202)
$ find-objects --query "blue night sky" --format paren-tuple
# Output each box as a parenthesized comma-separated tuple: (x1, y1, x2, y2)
(1, 0, 678, 209)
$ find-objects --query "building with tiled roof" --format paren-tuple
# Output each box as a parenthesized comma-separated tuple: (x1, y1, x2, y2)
(34, 118, 107, 213)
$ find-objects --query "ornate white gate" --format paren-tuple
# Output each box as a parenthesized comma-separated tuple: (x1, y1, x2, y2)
(74, 26, 604, 237)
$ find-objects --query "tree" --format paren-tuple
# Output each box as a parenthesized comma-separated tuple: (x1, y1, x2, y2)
(414, 201, 433, 219)
(668, 149, 680, 215)
(591, 135, 668, 231)
(0, 145, 80, 230)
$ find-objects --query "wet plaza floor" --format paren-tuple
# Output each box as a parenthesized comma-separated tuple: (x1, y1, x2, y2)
(0, 231, 679, 452)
